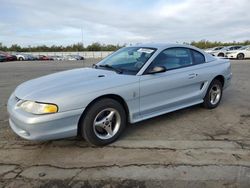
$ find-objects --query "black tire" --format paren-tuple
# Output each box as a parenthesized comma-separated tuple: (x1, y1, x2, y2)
(237, 53, 244, 60)
(19, 57, 24, 61)
(80, 98, 126, 146)
(218, 53, 224, 57)
(203, 79, 223, 109)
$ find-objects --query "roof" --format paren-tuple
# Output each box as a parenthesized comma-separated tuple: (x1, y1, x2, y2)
(131, 43, 206, 53)
(131, 43, 185, 49)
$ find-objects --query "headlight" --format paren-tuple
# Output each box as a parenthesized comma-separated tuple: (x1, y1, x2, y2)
(20, 101, 58, 114)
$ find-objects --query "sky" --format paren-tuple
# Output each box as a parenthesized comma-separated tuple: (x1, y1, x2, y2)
(0, 0, 249, 47)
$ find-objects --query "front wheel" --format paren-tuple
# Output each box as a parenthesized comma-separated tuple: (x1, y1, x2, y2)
(80, 98, 126, 146)
(203, 79, 223, 109)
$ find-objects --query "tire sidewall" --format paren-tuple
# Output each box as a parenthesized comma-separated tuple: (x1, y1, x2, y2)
(203, 79, 223, 109)
(237, 53, 244, 60)
(81, 98, 126, 146)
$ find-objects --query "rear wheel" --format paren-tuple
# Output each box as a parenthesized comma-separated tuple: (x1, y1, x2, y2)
(80, 98, 126, 146)
(237, 53, 244, 60)
(203, 79, 223, 109)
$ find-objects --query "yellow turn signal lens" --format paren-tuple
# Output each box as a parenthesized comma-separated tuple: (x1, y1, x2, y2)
(43, 104, 58, 114)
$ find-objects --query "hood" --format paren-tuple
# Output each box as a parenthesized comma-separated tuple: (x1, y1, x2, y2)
(14, 68, 136, 103)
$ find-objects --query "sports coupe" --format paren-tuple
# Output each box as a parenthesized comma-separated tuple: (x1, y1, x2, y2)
(8, 44, 232, 145)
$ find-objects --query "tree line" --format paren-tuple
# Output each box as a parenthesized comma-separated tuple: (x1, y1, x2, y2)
(0, 42, 123, 52)
(189, 40, 250, 49)
(1, 40, 250, 52)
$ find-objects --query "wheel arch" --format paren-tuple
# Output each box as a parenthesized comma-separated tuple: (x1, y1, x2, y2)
(213, 75, 225, 87)
(77, 94, 130, 136)
(237, 53, 245, 58)
(218, 52, 225, 57)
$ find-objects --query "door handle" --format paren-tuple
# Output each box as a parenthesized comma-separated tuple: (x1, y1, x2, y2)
(188, 73, 198, 79)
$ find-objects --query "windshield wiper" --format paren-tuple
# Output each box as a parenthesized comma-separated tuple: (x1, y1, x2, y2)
(98, 64, 123, 74)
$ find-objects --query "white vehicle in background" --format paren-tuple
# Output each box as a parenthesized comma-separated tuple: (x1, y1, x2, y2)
(50, 55, 64, 61)
(204, 46, 224, 55)
(225, 45, 250, 60)
(210, 46, 242, 57)
(15, 53, 29, 61)
(64, 55, 84, 61)
(63, 55, 77, 61)
(15, 53, 36, 61)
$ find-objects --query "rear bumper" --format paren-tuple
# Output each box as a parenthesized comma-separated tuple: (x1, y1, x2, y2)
(7, 94, 84, 141)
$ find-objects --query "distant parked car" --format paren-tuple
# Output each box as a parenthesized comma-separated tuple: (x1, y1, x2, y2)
(209, 46, 243, 57)
(71, 55, 84, 60)
(37, 55, 53, 61)
(50, 55, 64, 61)
(0, 54, 7, 62)
(65, 55, 84, 61)
(0, 51, 17, 61)
(204, 46, 224, 55)
(27, 54, 38, 61)
(225, 45, 250, 60)
(15, 53, 31, 61)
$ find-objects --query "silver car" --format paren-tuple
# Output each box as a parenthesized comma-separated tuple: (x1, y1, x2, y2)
(7, 44, 232, 146)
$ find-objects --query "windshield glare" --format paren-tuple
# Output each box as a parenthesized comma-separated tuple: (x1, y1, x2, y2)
(97, 47, 156, 74)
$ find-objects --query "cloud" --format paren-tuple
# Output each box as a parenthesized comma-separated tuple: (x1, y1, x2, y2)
(0, 0, 249, 46)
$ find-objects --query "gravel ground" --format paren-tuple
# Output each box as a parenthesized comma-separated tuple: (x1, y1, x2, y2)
(0, 59, 250, 187)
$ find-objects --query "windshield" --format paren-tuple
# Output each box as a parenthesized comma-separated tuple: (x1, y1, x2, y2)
(96, 47, 156, 75)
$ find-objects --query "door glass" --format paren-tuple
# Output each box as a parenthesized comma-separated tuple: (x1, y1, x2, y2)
(150, 48, 193, 70)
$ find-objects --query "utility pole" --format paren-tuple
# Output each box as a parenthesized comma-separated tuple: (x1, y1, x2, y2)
(81, 27, 84, 49)
(81, 27, 84, 64)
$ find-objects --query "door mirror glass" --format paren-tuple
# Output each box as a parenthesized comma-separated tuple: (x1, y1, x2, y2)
(147, 66, 166, 74)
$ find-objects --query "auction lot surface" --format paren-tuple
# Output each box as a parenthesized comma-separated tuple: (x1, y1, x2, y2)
(0, 59, 250, 187)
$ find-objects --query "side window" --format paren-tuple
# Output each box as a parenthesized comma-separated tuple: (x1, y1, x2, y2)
(191, 50, 205, 64)
(215, 47, 223, 50)
(151, 48, 193, 70)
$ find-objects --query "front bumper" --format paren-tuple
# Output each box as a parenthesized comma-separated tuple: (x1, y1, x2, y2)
(7, 94, 84, 141)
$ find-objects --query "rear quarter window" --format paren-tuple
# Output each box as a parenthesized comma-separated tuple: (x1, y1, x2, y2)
(191, 50, 205, 64)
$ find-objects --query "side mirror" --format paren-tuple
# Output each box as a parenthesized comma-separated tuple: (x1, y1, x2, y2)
(147, 66, 166, 74)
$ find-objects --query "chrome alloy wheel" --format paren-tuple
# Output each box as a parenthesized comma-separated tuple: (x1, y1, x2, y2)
(209, 84, 222, 105)
(93, 108, 121, 140)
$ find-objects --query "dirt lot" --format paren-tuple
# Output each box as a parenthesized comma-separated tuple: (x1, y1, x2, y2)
(0, 59, 250, 187)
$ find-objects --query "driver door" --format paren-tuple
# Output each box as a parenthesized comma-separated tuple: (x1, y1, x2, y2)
(139, 47, 206, 119)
